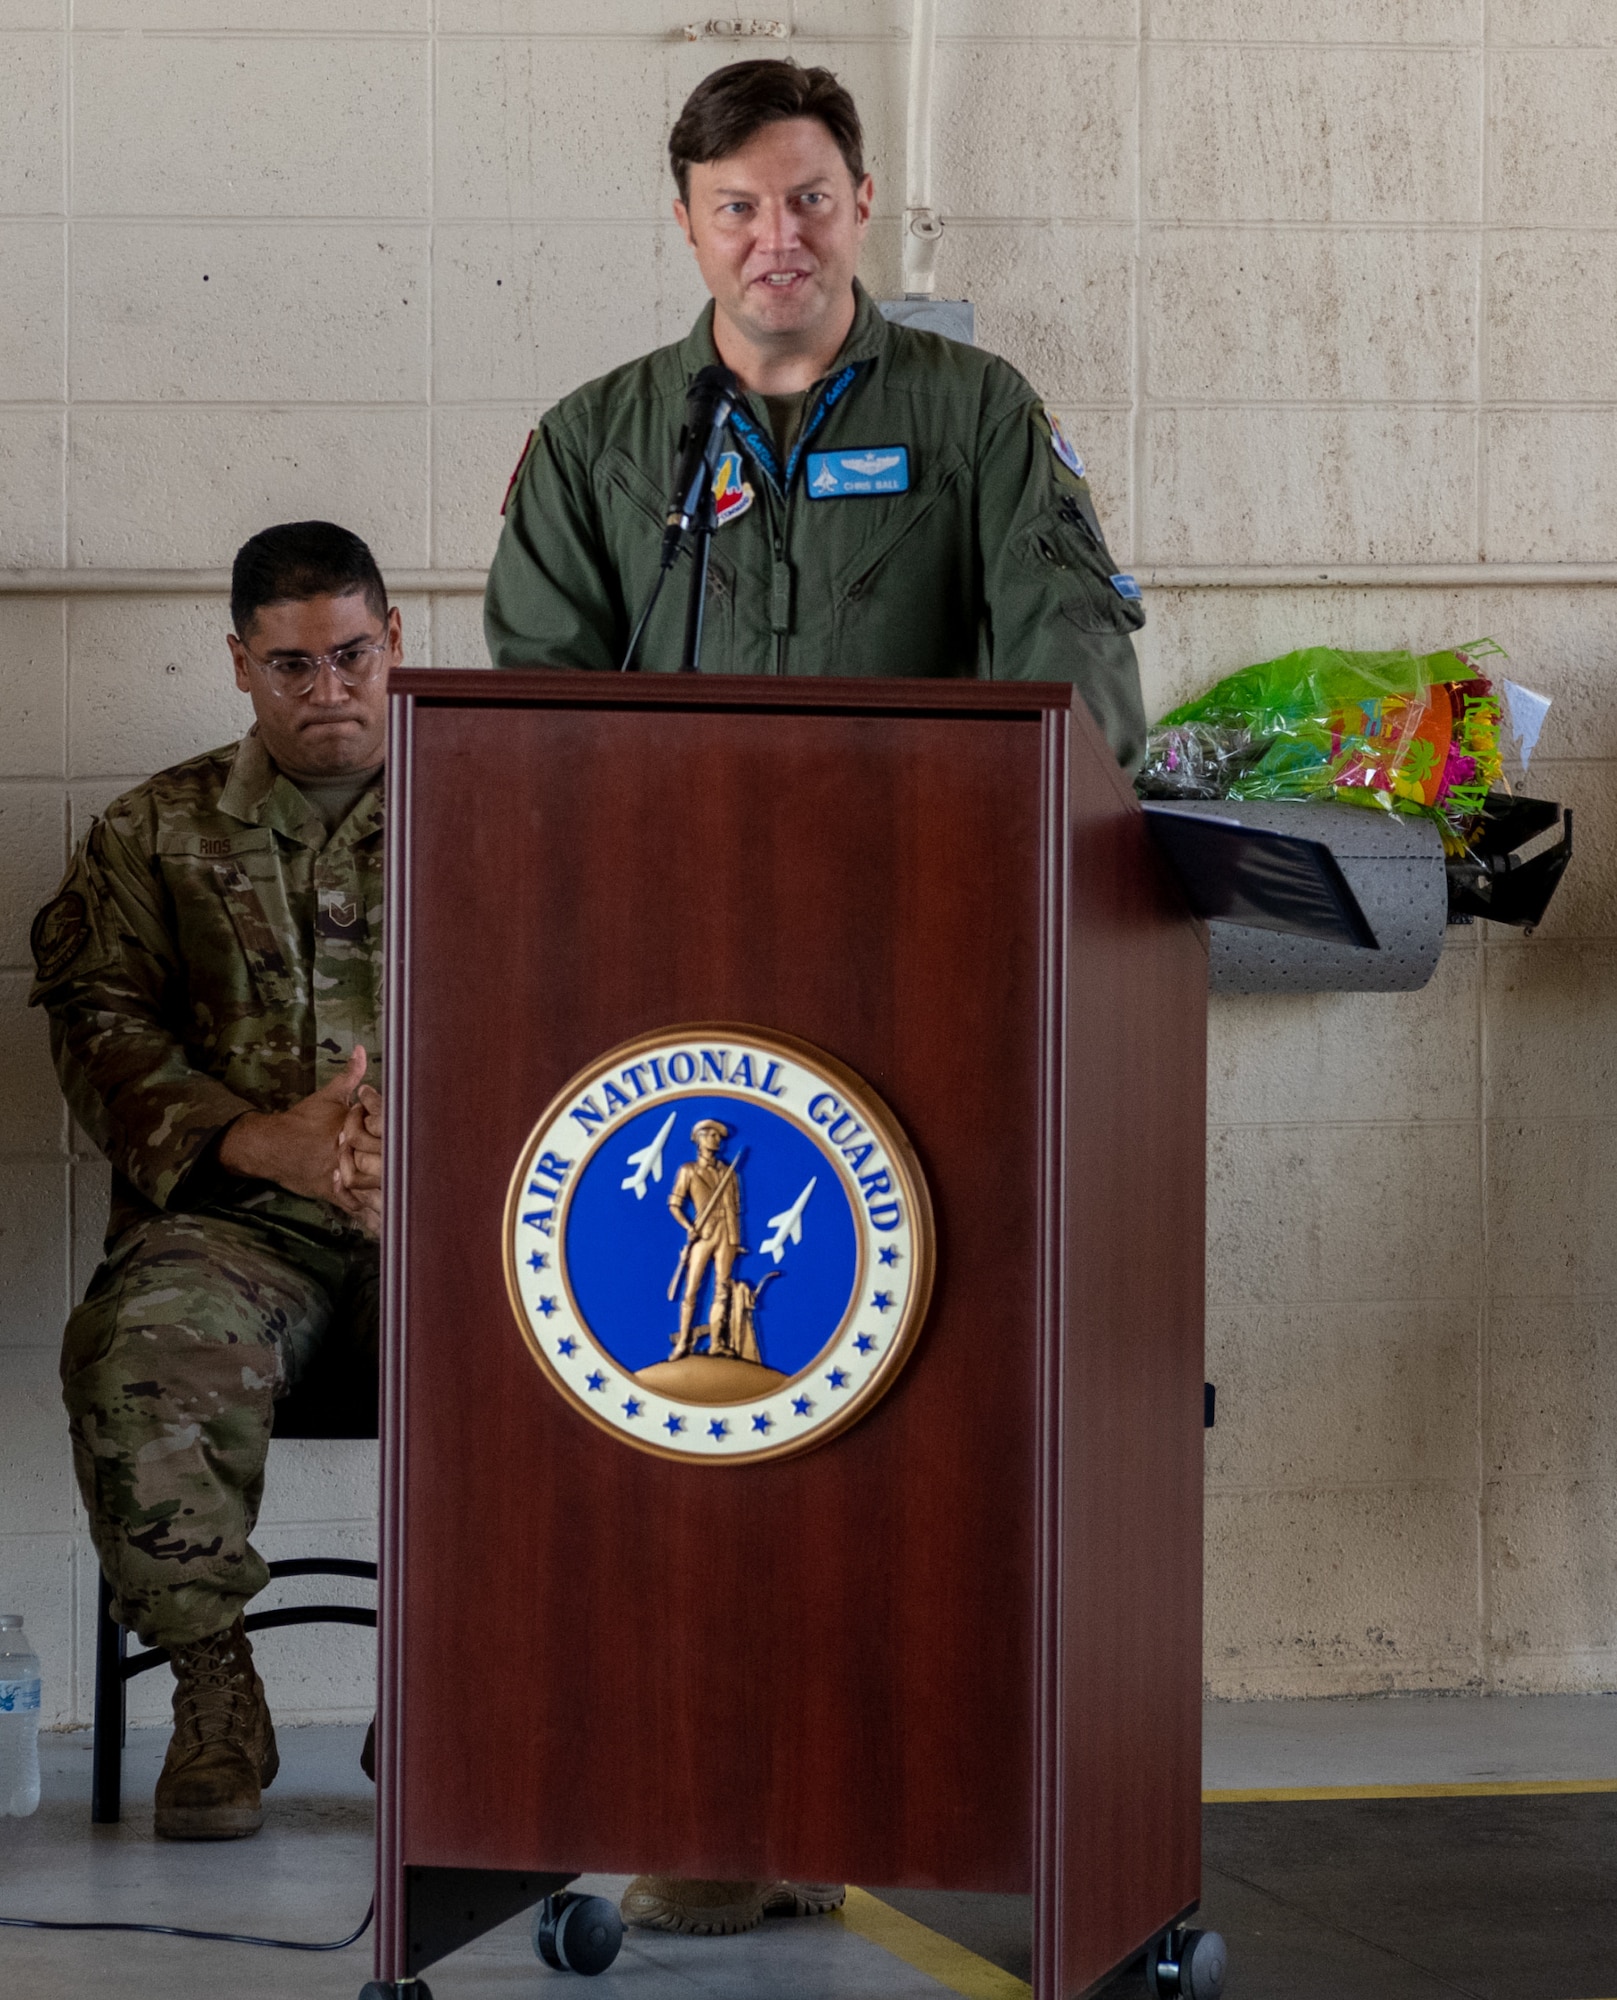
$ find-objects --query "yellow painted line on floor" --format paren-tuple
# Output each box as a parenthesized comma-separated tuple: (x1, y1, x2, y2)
(1205, 1779, 1617, 1803)
(839, 1887, 1033, 2000)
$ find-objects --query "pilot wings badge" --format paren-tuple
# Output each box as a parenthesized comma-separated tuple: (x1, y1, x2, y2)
(503, 1025, 934, 1463)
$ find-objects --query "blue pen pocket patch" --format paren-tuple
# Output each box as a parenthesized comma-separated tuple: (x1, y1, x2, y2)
(806, 447, 910, 498)
(1110, 573, 1142, 602)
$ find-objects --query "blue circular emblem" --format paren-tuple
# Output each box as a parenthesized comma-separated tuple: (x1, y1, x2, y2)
(503, 1025, 934, 1463)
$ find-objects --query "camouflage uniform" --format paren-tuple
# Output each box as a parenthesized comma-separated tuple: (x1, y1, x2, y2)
(28, 729, 382, 1650)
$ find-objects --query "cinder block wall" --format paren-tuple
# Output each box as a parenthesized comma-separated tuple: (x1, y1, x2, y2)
(1, 2, 1611, 1724)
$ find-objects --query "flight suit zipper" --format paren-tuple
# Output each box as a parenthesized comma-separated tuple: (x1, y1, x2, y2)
(729, 363, 864, 674)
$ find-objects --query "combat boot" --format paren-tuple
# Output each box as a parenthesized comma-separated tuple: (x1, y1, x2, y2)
(620, 1877, 845, 1935)
(154, 1617, 278, 1840)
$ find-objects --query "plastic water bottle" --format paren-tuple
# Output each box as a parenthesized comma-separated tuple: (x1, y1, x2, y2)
(0, 1614, 41, 1816)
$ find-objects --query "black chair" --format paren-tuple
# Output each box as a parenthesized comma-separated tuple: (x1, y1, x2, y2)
(90, 1355, 378, 1824)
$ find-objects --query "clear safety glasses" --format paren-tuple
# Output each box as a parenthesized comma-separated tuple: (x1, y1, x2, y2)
(237, 637, 390, 699)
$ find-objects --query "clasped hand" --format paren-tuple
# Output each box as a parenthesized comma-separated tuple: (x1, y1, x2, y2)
(218, 1045, 385, 1238)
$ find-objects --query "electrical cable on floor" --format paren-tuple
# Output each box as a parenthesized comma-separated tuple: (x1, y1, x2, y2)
(0, 1897, 373, 1952)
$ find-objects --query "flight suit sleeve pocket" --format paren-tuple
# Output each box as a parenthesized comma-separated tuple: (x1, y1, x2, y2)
(1009, 504, 1146, 636)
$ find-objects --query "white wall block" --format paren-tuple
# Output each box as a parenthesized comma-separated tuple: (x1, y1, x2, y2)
(0, 1163, 69, 1350)
(1487, 411, 1617, 564)
(433, 222, 698, 407)
(0, 1348, 77, 1529)
(70, 1159, 110, 1302)
(0, 781, 66, 967)
(0, 975, 65, 1155)
(71, 224, 431, 405)
(0, 0, 63, 26)
(941, 223, 1133, 405)
(1486, 1477, 1617, 1673)
(1488, 1299, 1617, 1484)
(255, 1439, 379, 1530)
(1143, 407, 1476, 565)
(437, 39, 680, 222)
(1206, 1118, 1482, 1306)
(67, 597, 257, 779)
(0, 599, 66, 780)
(1485, 944, 1617, 1123)
(1150, 0, 1480, 37)
(69, 407, 431, 570)
(1490, 52, 1617, 226)
(1207, 947, 1481, 1128)
(692, 0, 1141, 35)
(931, 41, 1134, 222)
(77, 0, 428, 25)
(1145, 44, 1481, 224)
(73, 35, 430, 219)
(0, 219, 62, 399)
(0, 33, 63, 214)
(1471, 585, 1617, 764)
(1492, 0, 1617, 42)
(1206, 1300, 1478, 1491)
(433, 407, 537, 575)
(1488, 233, 1617, 404)
(1486, 1118, 1617, 1303)
(430, 589, 490, 670)
(1205, 1487, 1481, 1696)
(0, 409, 64, 566)
(1146, 228, 1478, 403)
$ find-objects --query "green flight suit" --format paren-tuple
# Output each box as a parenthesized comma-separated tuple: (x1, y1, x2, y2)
(485, 282, 1148, 768)
(28, 730, 382, 1648)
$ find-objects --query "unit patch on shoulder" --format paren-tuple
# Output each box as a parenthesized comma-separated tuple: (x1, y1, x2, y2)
(1111, 573, 1142, 602)
(500, 428, 537, 517)
(1046, 412, 1086, 481)
(504, 1024, 935, 1465)
(806, 447, 910, 499)
(712, 450, 754, 528)
(30, 890, 89, 984)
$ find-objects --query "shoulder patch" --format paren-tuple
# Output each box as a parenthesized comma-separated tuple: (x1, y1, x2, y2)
(501, 428, 537, 517)
(1046, 411, 1085, 480)
(31, 890, 90, 984)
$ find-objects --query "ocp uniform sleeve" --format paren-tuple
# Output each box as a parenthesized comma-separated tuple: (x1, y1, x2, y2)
(976, 398, 1148, 771)
(28, 811, 255, 1211)
(484, 418, 623, 673)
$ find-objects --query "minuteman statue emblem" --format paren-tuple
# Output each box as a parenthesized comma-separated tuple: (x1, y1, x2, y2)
(503, 1025, 934, 1463)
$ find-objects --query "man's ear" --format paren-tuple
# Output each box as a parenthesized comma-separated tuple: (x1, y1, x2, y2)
(228, 634, 252, 695)
(386, 605, 403, 660)
(673, 196, 696, 249)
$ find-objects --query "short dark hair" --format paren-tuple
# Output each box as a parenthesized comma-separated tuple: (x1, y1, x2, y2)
(230, 521, 387, 638)
(669, 60, 864, 204)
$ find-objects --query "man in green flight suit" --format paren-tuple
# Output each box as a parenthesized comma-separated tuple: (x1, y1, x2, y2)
(485, 57, 1147, 771)
(28, 521, 393, 1841)
(486, 57, 1146, 1940)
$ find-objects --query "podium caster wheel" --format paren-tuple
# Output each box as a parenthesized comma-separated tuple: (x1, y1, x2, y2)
(533, 1892, 624, 1975)
(1146, 1927, 1227, 2000)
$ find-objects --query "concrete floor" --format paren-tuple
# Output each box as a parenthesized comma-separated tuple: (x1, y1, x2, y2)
(0, 1697, 1613, 1999)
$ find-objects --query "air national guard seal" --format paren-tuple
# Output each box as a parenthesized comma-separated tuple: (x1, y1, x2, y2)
(503, 1026, 934, 1464)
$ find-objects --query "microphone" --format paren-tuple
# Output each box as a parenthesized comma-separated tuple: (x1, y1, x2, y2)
(661, 363, 740, 566)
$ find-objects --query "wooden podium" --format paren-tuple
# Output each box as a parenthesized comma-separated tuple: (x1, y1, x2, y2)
(374, 671, 1208, 1998)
